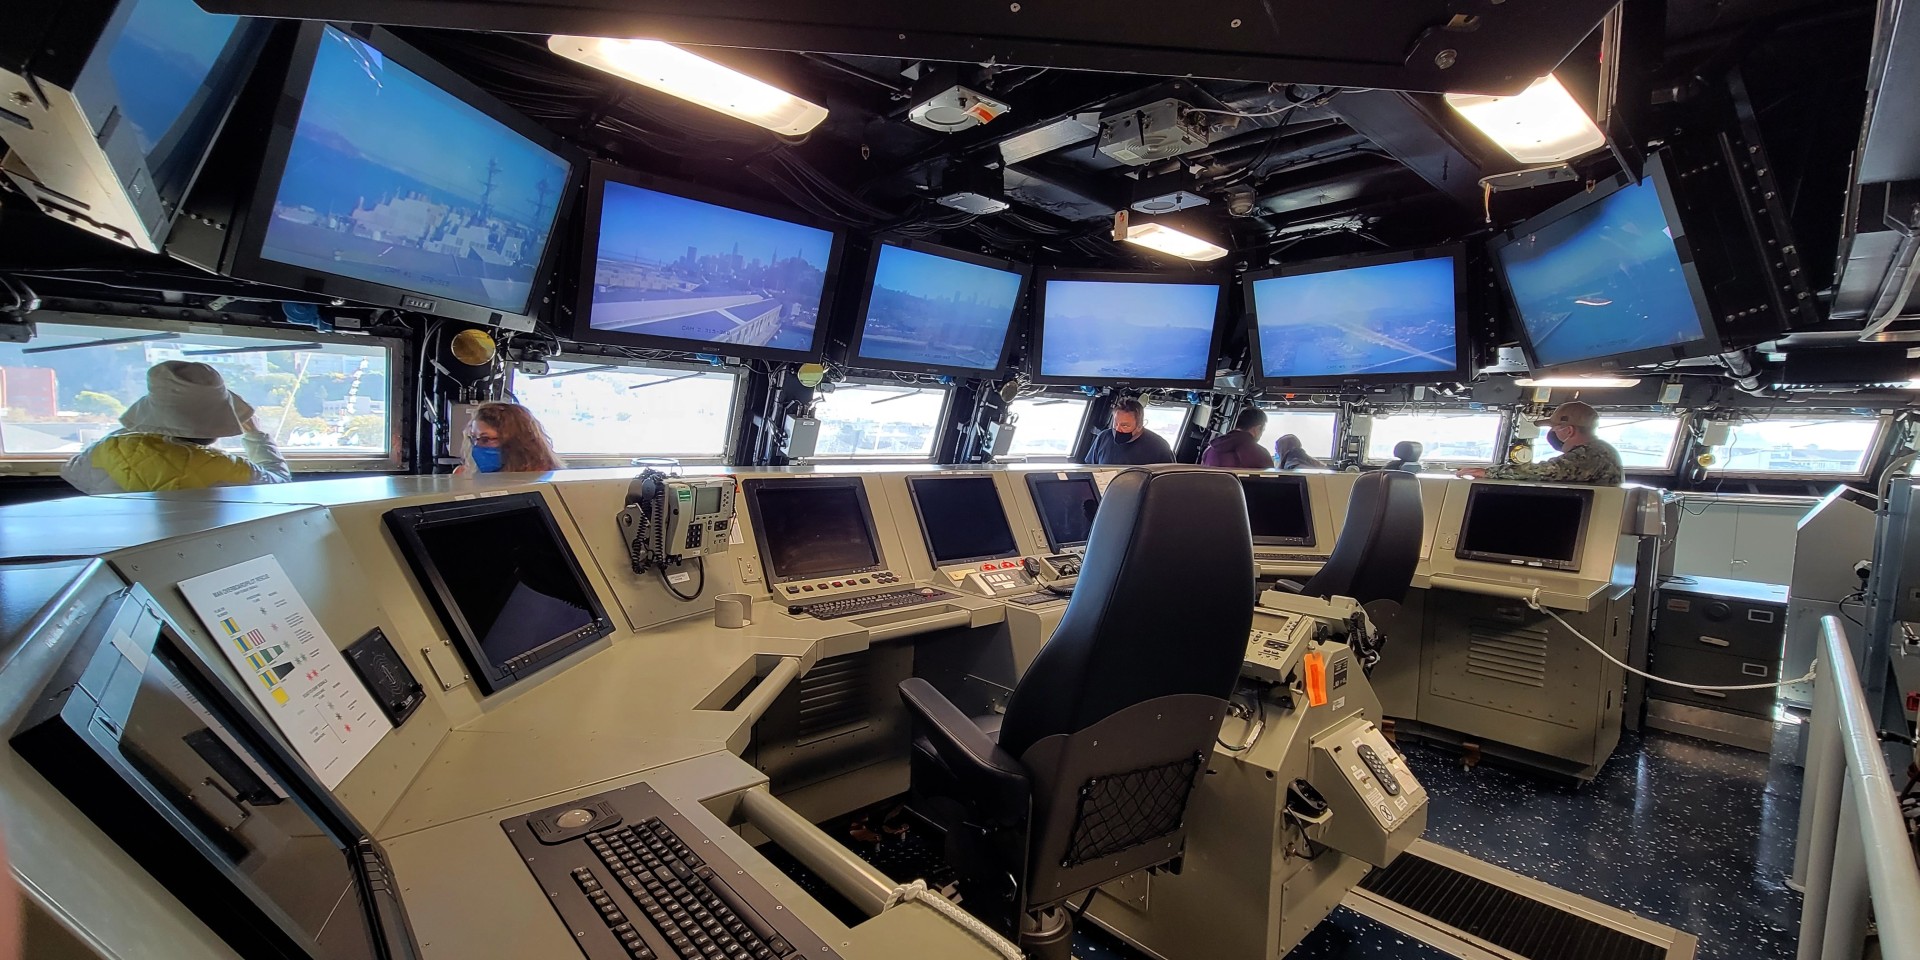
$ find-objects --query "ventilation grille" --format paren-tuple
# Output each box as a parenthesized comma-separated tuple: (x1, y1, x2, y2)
(1465, 620, 1550, 688)
(796, 652, 873, 743)
(1361, 852, 1666, 960)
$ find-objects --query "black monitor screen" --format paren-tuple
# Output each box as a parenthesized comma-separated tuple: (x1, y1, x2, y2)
(1495, 172, 1710, 369)
(98, 0, 248, 173)
(1240, 475, 1315, 546)
(909, 476, 1019, 566)
(259, 26, 571, 315)
(745, 479, 884, 581)
(385, 494, 612, 693)
(1456, 485, 1593, 571)
(1026, 473, 1102, 552)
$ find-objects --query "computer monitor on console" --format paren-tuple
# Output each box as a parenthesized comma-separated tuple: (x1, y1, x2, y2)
(385, 492, 615, 695)
(1024, 472, 1102, 554)
(1240, 474, 1317, 550)
(742, 476, 904, 603)
(1454, 484, 1595, 572)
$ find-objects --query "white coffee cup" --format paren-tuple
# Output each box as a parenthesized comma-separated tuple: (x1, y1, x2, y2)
(714, 593, 753, 629)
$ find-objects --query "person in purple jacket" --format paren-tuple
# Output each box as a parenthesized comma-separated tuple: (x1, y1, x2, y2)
(1201, 407, 1276, 469)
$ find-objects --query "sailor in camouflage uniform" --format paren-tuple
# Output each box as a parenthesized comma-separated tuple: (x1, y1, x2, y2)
(1458, 400, 1624, 486)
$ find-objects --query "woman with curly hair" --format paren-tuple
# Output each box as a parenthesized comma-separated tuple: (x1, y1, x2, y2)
(461, 402, 566, 474)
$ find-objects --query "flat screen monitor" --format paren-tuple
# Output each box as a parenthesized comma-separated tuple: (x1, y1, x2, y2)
(848, 240, 1029, 377)
(570, 164, 846, 362)
(384, 492, 614, 695)
(176, 24, 575, 327)
(908, 475, 1020, 566)
(1025, 472, 1102, 553)
(1454, 484, 1594, 572)
(1239, 474, 1316, 547)
(1246, 247, 1466, 386)
(0, 0, 266, 252)
(1491, 153, 1719, 372)
(1031, 271, 1224, 388)
(742, 477, 886, 583)
(11, 583, 416, 959)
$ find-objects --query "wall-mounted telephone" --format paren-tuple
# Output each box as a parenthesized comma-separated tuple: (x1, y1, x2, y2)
(617, 469, 737, 600)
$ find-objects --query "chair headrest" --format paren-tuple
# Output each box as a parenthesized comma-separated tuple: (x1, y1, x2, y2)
(1392, 441, 1423, 462)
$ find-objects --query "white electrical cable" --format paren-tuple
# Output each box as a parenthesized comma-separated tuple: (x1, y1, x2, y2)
(1525, 590, 1817, 691)
(885, 880, 1024, 960)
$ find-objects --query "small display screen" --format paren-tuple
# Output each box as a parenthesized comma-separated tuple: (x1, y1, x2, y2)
(585, 181, 836, 353)
(1251, 256, 1458, 380)
(1457, 486, 1591, 567)
(910, 476, 1019, 565)
(1496, 177, 1710, 368)
(410, 505, 599, 669)
(749, 482, 882, 580)
(1039, 279, 1220, 383)
(260, 26, 571, 314)
(694, 484, 722, 515)
(1241, 475, 1315, 545)
(1027, 474, 1101, 551)
(855, 244, 1024, 373)
(101, 0, 245, 166)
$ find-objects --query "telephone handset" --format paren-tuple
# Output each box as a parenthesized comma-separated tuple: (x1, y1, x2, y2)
(617, 469, 737, 600)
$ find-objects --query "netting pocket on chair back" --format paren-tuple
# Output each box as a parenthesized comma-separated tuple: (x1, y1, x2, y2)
(1060, 751, 1204, 868)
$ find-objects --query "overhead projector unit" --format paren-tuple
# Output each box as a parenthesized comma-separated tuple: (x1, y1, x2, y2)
(1098, 98, 1217, 166)
(908, 85, 1010, 133)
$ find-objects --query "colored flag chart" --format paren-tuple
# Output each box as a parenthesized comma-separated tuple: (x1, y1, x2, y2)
(179, 555, 391, 789)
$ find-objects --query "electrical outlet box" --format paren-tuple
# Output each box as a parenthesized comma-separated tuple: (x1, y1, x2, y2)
(737, 556, 762, 584)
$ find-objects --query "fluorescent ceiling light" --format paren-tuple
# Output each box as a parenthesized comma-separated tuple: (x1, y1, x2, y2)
(1121, 222, 1228, 262)
(548, 36, 828, 136)
(1514, 376, 1642, 388)
(1444, 75, 1605, 164)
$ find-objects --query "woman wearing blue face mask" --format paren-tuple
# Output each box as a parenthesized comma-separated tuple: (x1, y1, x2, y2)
(461, 402, 565, 474)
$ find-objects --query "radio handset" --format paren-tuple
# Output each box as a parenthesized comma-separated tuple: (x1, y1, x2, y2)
(616, 469, 739, 601)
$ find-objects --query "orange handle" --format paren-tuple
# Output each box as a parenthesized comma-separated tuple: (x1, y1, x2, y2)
(1303, 651, 1328, 707)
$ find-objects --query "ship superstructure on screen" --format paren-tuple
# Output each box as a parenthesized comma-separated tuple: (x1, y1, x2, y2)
(259, 26, 570, 315)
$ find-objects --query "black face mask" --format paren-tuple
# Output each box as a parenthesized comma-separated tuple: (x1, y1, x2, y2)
(1546, 429, 1567, 453)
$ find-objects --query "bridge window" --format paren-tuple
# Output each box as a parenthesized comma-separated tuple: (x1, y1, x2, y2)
(1003, 397, 1091, 460)
(512, 359, 738, 462)
(1594, 414, 1686, 471)
(1144, 402, 1191, 442)
(811, 382, 950, 460)
(1258, 407, 1340, 460)
(1366, 409, 1503, 465)
(1705, 416, 1884, 476)
(0, 318, 399, 472)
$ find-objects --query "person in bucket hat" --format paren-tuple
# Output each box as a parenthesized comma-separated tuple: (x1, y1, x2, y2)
(61, 361, 291, 494)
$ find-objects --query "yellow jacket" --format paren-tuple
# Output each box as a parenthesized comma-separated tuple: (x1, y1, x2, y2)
(60, 431, 292, 495)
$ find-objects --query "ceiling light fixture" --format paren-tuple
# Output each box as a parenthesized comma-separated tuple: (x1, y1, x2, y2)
(1443, 75, 1605, 164)
(1120, 222, 1228, 262)
(547, 36, 828, 136)
(1514, 376, 1642, 388)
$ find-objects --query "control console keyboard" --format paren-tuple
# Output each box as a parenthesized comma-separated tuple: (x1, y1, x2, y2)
(505, 785, 840, 960)
(791, 587, 954, 620)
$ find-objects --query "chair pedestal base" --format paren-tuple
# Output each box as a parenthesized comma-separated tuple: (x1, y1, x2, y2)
(1020, 905, 1073, 960)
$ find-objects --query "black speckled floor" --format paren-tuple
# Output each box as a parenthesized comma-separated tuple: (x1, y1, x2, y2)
(770, 725, 1803, 959)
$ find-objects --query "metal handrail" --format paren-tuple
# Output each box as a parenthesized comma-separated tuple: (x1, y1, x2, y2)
(1794, 615, 1920, 960)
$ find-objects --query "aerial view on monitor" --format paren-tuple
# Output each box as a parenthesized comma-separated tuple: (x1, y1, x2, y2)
(858, 245, 1023, 370)
(1040, 279, 1218, 381)
(1498, 180, 1705, 367)
(106, 0, 244, 163)
(260, 27, 570, 314)
(586, 182, 835, 352)
(1252, 256, 1457, 379)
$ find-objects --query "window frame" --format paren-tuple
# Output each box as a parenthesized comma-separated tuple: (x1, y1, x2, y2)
(0, 311, 406, 475)
(1362, 407, 1509, 467)
(807, 377, 955, 464)
(1591, 410, 1689, 474)
(1702, 414, 1892, 481)
(507, 354, 746, 466)
(1256, 405, 1343, 461)
(1001, 394, 1093, 462)
(1142, 402, 1192, 443)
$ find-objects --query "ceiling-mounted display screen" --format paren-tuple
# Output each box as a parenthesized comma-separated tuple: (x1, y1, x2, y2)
(1246, 247, 1466, 385)
(1492, 153, 1719, 372)
(1032, 272, 1224, 388)
(572, 166, 845, 362)
(256, 26, 572, 316)
(848, 240, 1028, 377)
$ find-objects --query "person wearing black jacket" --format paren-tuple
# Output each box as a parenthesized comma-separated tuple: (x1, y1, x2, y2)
(1081, 396, 1174, 465)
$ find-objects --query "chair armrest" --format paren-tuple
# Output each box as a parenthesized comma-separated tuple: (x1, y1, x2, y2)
(1272, 579, 1306, 594)
(899, 678, 1030, 822)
